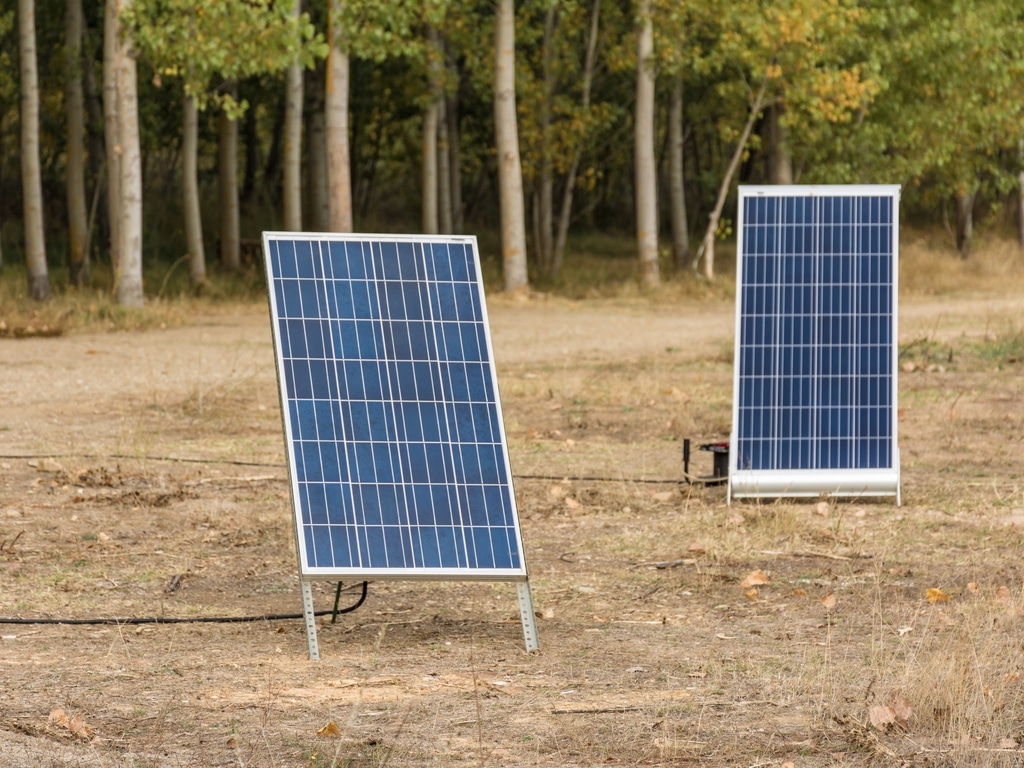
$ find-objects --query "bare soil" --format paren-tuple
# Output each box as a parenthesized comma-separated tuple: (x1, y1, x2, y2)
(1, 289, 1023, 767)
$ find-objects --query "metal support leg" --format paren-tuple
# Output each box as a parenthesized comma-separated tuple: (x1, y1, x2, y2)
(516, 581, 540, 653)
(301, 580, 320, 661)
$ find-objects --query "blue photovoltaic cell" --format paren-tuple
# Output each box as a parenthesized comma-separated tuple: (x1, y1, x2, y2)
(264, 235, 525, 577)
(733, 189, 898, 476)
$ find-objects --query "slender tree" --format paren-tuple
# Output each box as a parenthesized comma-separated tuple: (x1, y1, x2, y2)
(325, 0, 353, 232)
(635, 0, 659, 288)
(283, 0, 304, 231)
(494, 0, 528, 292)
(115, 0, 144, 306)
(422, 23, 441, 235)
(18, 0, 50, 300)
(182, 92, 205, 285)
(102, 0, 121, 274)
(668, 74, 689, 271)
(218, 86, 240, 269)
(66, 0, 90, 286)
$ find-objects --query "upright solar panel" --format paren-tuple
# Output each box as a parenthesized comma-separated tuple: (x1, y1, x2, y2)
(729, 185, 901, 502)
(263, 234, 528, 580)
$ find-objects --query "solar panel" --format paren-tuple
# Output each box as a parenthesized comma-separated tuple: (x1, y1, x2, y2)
(263, 233, 537, 656)
(729, 185, 901, 503)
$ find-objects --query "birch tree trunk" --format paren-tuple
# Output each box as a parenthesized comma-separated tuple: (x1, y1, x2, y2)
(115, 0, 144, 307)
(422, 23, 442, 235)
(494, 0, 528, 293)
(325, 0, 353, 233)
(218, 97, 240, 269)
(66, 0, 90, 286)
(19, 0, 51, 300)
(283, 0, 303, 232)
(696, 75, 768, 282)
(183, 93, 206, 285)
(668, 74, 689, 272)
(553, 0, 599, 276)
(102, 0, 121, 273)
(634, 0, 659, 288)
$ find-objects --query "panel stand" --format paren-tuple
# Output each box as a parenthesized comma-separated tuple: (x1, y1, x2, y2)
(516, 580, 540, 653)
(301, 580, 320, 661)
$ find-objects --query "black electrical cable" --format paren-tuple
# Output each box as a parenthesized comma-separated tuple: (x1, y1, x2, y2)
(0, 582, 368, 626)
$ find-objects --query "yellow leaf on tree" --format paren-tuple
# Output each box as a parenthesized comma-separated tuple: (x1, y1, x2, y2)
(926, 588, 951, 604)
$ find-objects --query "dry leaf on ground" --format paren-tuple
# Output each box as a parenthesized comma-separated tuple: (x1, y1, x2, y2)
(869, 705, 897, 730)
(996, 585, 1011, 601)
(739, 569, 770, 588)
(821, 593, 837, 611)
(318, 721, 341, 738)
(967, 582, 979, 593)
(926, 587, 951, 603)
(888, 692, 913, 726)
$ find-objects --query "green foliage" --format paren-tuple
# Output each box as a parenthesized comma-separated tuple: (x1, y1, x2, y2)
(124, 0, 326, 115)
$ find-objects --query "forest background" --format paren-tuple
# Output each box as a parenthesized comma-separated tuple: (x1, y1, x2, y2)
(2, 0, 1024, 310)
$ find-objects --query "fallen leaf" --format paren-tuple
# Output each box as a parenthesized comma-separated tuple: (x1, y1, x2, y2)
(744, 588, 759, 601)
(687, 543, 706, 554)
(651, 491, 673, 502)
(821, 593, 837, 611)
(67, 714, 92, 740)
(781, 762, 796, 768)
(815, 501, 830, 517)
(926, 588, 951, 604)
(318, 721, 341, 738)
(889, 692, 913, 725)
(792, 588, 807, 596)
(563, 497, 580, 510)
(48, 708, 69, 728)
(967, 582, 979, 594)
(996, 585, 1011, 601)
(226, 737, 238, 749)
(999, 737, 1018, 749)
(869, 705, 897, 730)
(739, 569, 770, 588)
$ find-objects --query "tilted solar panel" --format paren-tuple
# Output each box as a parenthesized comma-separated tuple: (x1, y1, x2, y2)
(729, 186, 901, 502)
(263, 234, 528, 580)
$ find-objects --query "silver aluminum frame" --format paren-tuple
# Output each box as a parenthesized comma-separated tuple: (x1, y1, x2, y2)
(728, 185, 901, 504)
(264, 232, 538, 658)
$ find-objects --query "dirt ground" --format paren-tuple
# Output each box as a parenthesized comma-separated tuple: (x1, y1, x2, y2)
(1, 286, 1023, 767)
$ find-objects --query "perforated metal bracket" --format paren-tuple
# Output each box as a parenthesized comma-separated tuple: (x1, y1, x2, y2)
(301, 580, 320, 661)
(516, 581, 540, 653)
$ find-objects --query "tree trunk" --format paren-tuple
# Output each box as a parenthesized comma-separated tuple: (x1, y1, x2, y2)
(422, 24, 442, 236)
(183, 93, 206, 286)
(81, 12, 106, 265)
(115, 0, 143, 307)
(768, 102, 793, 184)
(325, 0, 353, 232)
(553, 0, 599, 277)
(19, 0, 51, 300)
(696, 74, 768, 281)
(634, 0, 658, 288)
(219, 93, 240, 270)
(283, 0, 303, 232)
(955, 190, 974, 259)
(437, 94, 453, 234)
(494, 0, 528, 293)
(446, 74, 462, 233)
(66, 0, 89, 286)
(307, 81, 329, 231)
(668, 73, 689, 272)
(102, 0, 121, 273)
